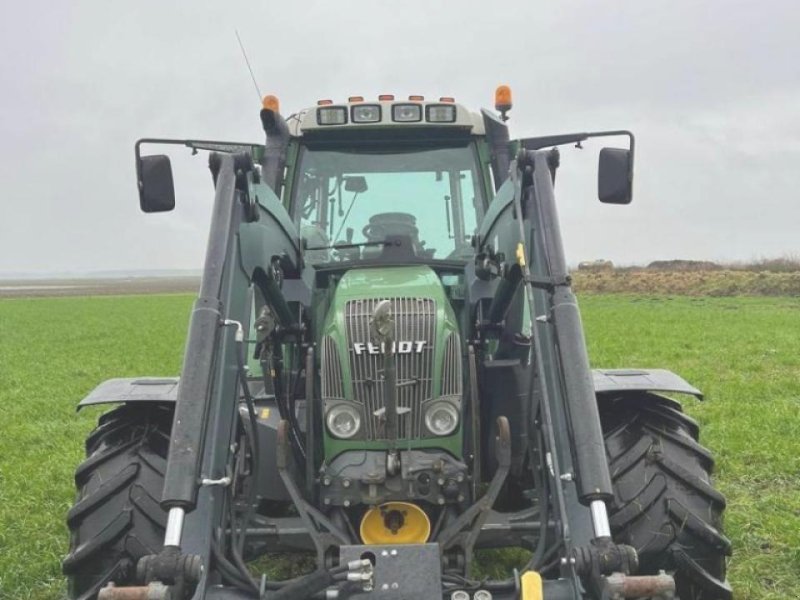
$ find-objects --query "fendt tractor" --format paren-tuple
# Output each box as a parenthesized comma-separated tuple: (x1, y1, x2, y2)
(64, 88, 731, 600)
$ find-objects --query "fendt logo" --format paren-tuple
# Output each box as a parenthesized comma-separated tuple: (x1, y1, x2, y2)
(352, 341, 427, 355)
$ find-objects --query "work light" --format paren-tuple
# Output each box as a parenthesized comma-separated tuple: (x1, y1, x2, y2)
(426, 104, 457, 123)
(317, 106, 347, 126)
(352, 104, 381, 123)
(424, 400, 459, 436)
(326, 404, 361, 439)
(392, 103, 422, 122)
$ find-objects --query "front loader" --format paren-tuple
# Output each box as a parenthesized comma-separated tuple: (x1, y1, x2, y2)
(64, 88, 731, 600)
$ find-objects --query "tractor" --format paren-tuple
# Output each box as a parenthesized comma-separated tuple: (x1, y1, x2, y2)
(64, 87, 731, 600)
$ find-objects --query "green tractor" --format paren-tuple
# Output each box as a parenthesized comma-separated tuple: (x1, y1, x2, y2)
(64, 88, 731, 600)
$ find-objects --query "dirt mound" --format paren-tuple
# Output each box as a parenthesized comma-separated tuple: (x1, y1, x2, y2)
(573, 269, 800, 296)
(647, 260, 722, 271)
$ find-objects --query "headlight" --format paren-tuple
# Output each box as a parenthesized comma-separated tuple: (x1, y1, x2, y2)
(426, 104, 456, 123)
(317, 106, 347, 125)
(352, 104, 382, 123)
(424, 401, 459, 436)
(326, 404, 361, 439)
(392, 103, 422, 122)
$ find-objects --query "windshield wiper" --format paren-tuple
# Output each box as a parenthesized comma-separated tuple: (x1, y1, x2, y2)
(306, 240, 391, 251)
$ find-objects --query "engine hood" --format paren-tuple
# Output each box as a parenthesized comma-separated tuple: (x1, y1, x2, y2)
(332, 265, 450, 301)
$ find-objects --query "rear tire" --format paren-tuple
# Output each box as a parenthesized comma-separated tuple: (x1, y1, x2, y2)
(600, 392, 732, 600)
(63, 403, 171, 600)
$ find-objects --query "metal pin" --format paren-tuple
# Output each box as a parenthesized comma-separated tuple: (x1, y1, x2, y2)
(201, 476, 232, 487)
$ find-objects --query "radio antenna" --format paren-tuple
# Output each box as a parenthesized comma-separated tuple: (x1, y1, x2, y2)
(235, 29, 262, 102)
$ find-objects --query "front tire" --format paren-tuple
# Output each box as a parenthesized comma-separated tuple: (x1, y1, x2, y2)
(63, 403, 171, 600)
(600, 392, 732, 600)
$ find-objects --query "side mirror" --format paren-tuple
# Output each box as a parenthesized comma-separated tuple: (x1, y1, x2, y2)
(137, 154, 175, 212)
(598, 147, 633, 205)
(344, 176, 368, 194)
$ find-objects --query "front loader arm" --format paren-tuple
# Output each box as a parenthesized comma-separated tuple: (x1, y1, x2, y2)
(474, 149, 663, 597)
(128, 150, 306, 599)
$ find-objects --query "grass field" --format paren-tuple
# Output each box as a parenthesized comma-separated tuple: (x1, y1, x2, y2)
(1, 293, 798, 599)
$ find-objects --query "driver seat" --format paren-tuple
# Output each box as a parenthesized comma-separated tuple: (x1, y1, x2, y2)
(379, 234, 418, 261)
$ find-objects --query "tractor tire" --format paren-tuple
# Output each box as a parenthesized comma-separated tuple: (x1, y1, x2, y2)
(599, 392, 732, 600)
(63, 403, 172, 600)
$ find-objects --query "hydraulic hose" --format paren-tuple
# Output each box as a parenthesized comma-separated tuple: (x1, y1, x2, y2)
(263, 570, 334, 600)
(212, 539, 258, 593)
(262, 564, 357, 599)
(234, 333, 262, 560)
(262, 352, 306, 466)
(523, 424, 551, 572)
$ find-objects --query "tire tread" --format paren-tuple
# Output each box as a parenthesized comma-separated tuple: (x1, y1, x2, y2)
(601, 392, 731, 600)
(63, 403, 171, 599)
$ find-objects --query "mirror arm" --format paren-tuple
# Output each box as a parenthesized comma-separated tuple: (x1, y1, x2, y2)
(521, 129, 633, 153)
(135, 138, 260, 182)
(135, 138, 262, 204)
(520, 130, 634, 182)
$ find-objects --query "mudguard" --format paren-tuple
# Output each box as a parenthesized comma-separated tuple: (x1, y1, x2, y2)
(592, 368, 703, 399)
(78, 370, 702, 409)
(76, 377, 179, 410)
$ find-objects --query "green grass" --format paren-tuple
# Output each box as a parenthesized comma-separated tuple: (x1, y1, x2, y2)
(580, 295, 800, 599)
(1, 293, 798, 599)
(0, 295, 192, 600)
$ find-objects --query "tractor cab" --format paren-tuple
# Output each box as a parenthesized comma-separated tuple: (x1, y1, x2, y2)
(284, 97, 492, 267)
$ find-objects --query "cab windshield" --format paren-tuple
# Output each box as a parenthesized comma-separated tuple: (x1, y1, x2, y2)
(291, 143, 486, 264)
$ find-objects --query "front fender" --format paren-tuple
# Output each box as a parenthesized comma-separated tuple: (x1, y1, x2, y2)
(592, 369, 703, 399)
(77, 377, 179, 410)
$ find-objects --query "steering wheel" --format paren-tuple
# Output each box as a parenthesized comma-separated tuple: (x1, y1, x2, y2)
(362, 212, 419, 241)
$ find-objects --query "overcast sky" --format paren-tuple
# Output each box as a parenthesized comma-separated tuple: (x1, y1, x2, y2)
(1, 0, 798, 275)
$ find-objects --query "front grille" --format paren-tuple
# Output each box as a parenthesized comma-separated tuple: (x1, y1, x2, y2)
(345, 298, 436, 440)
(441, 333, 462, 397)
(321, 335, 345, 400)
